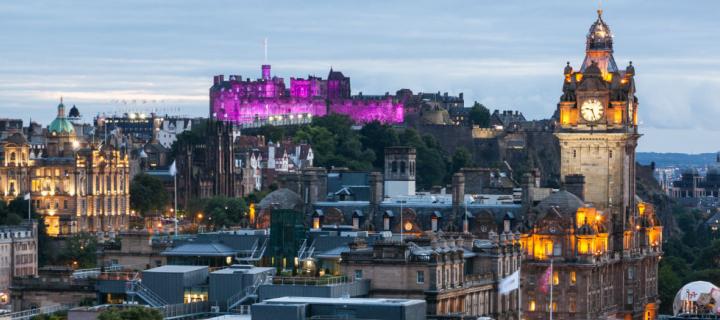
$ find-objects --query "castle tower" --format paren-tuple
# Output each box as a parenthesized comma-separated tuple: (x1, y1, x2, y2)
(383, 147, 416, 197)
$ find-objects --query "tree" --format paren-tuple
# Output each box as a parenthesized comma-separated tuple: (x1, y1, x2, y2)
(62, 232, 98, 268)
(451, 147, 473, 173)
(203, 196, 248, 228)
(469, 102, 491, 127)
(359, 121, 399, 168)
(97, 307, 163, 320)
(130, 174, 169, 217)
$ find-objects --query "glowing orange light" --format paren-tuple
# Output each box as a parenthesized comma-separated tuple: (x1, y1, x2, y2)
(404, 221, 413, 232)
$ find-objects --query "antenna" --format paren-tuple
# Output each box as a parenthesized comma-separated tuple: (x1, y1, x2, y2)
(264, 37, 268, 63)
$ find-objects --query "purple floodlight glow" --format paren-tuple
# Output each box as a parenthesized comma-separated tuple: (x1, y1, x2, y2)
(210, 65, 404, 124)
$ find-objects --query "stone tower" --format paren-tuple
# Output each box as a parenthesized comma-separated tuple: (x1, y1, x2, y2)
(383, 147, 416, 197)
(555, 10, 640, 252)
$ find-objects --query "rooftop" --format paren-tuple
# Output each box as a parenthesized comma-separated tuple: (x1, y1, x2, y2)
(261, 296, 425, 307)
(143, 265, 207, 273)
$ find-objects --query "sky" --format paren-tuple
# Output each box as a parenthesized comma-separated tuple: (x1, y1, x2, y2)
(0, 1, 719, 153)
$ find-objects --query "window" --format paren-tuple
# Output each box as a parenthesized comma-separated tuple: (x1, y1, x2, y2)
(552, 271, 559, 285)
(573, 150, 577, 158)
(354, 270, 363, 280)
(416, 271, 425, 284)
(553, 242, 562, 256)
(570, 271, 577, 285)
(627, 289, 634, 305)
(529, 300, 536, 311)
(569, 296, 577, 313)
(628, 266, 635, 280)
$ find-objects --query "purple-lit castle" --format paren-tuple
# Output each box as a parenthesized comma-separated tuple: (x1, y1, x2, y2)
(210, 65, 404, 124)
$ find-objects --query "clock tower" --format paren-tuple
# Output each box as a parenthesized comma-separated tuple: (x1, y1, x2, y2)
(555, 10, 640, 252)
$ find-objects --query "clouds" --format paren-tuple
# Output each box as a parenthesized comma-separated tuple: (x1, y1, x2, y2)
(0, 1, 718, 152)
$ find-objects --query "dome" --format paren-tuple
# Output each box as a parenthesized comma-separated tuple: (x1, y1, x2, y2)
(535, 190, 584, 216)
(258, 188, 304, 211)
(48, 100, 75, 135)
(673, 281, 720, 316)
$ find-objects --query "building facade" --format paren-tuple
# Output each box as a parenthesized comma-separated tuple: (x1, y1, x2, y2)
(520, 11, 662, 319)
(1, 101, 132, 236)
(341, 233, 521, 319)
(0, 222, 38, 303)
(210, 65, 404, 125)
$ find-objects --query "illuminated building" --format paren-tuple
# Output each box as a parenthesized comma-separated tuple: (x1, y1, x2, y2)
(21, 101, 132, 236)
(521, 11, 662, 319)
(209, 65, 404, 125)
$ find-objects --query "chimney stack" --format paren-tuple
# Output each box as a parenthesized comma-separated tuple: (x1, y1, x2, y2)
(565, 174, 586, 201)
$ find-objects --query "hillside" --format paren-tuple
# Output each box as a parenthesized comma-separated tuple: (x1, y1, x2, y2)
(637, 152, 717, 168)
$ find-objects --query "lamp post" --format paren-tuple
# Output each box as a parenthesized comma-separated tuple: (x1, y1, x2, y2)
(398, 199, 407, 242)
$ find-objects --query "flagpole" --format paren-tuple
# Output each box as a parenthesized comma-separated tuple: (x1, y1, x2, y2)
(27, 193, 31, 220)
(549, 259, 554, 320)
(518, 254, 521, 320)
(174, 171, 178, 238)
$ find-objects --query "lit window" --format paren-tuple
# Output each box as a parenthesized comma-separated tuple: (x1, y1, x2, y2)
(553, 271, 559, 285)
(570, 271, 577, 285)
(529, 300, 536, 311)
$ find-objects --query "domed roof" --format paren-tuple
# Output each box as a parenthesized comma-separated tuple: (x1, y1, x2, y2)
(48, 100, 75, 135)
(535, 190, 584, 216)
(673, 281, 720, 316)
(258, 188, 304, 211)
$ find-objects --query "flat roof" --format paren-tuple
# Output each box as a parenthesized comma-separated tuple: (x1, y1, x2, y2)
(262, 296, 425, 307)
(144, 265, 207, 273)
(211, 266, 275, 275)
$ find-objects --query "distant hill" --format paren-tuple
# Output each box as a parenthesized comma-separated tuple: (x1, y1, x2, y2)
(637, 152, 718, 168)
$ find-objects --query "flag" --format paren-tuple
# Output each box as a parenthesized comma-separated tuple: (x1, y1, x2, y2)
(538, 265, 552, 293)
(169, 161, 177, 176)
(24, 193, 30, 200)
(499, 270, 520, 295)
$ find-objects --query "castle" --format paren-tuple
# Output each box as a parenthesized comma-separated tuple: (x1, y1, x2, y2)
(209, 65, 404, 124)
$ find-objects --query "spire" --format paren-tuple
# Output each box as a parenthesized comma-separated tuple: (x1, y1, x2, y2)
(580, 10, 618, 75)
(57, 97, 66, 118)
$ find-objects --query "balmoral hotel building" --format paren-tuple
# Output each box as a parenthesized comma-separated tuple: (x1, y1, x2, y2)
(0, 101, 131, 236)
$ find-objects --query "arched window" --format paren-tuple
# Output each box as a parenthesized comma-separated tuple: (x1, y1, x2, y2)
(400, 161, 406, 174)
(391, 161, 398, 173)
(9, 152, 16, 162)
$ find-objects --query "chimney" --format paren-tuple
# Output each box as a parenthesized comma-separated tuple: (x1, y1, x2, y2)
(565, 174, 586, 201)
(369, 172, 384, 206)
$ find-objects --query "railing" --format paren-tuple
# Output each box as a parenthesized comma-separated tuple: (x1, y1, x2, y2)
(0, 304, 71, 320)
(157, 301, 209, 319)
(226, 274, 269, 311)
(126, 278, 168, 307)
(271, 276, 350, 286)
(73, 265, 123, 279)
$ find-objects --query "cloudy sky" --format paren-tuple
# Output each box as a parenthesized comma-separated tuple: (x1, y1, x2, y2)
(1, 1, 718, 153)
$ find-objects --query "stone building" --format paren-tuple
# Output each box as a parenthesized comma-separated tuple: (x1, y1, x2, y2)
(520, 11, 662, 319)
(0, 221, 38, 303)
(0, 101, 132, 236)
(341, 232, 522, 319)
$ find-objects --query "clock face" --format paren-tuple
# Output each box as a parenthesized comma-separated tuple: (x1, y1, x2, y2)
(581, 98, 604, 122)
